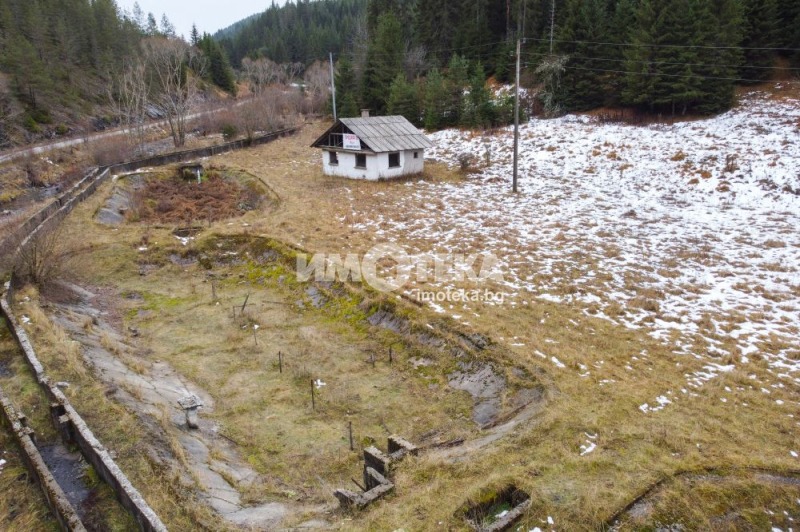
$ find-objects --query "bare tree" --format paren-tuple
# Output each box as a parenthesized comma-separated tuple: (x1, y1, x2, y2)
(303, 60, 331, 114)
(0, 90, 15, 149)
(241, 57, 282, 96)
(535, 54, 568, 117)
(283, 62, 305, 85)
(141, 37, 202, 147)
(108, 57, 148, 155)
(233, 96, 276, 140)
(404, 45, 428, 80)
(350, 19, 370, 86)
(14, 224, 69, 287)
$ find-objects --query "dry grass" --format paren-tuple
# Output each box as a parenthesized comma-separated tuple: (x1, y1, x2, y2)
(9, 287, 223, 530)
(12, 122, 800, 529)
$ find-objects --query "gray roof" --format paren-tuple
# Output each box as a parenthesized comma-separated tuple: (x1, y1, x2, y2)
(339, 116, 433, 152)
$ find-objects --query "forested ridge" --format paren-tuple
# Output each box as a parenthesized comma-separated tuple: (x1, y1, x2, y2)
(0, 0, 237, 147)
(221, 0, 800, 121)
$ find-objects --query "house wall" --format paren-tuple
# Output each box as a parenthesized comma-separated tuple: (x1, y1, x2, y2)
(322, 149, 425, 180)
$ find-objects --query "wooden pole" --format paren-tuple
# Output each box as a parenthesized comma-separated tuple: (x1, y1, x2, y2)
(278, 351, 283, 373)
(311, 380, 316, 411)
(241, 294, 250, 314)
(388, 346, 393, 365)
(513, 38, 521, 194)
(348, 421, 354, 451)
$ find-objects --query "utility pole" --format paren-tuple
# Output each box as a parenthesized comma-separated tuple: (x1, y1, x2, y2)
(512, 38, 521, 194)
(522, 0, 527, 40)
(329, 52, 337, 121)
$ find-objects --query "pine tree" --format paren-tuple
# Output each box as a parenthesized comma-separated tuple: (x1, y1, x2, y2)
(198, 34, 237, 94)
(607, 0, 637, 105)
(146, 13, 158, 36)
(415, 0, 458, 64)
(740, 0, 778, 82)
(361, 13, 404, 114)
(335, 56, 360, 117)
(423, 68, 447, 130)
(776, 0, 800, 56)
(462, 63, 493, 129)
(556, 0, 611, 111)
(387, 73, 421, 125)
(695, 0, 743, 113)
(445, 54, 470, 126)
(190, 24, 200, 47)
(649, 0, 703, 115)
(623, 0, 660, 108)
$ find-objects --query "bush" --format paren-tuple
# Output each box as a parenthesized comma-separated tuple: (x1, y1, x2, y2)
(23, 115, 41, 133)
(91, 135, 134, 166)
(221, 124, 238, 141)
(14, 225, 70, 288)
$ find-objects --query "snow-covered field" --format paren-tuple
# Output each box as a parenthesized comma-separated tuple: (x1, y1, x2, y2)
(355, 88, 800, 389)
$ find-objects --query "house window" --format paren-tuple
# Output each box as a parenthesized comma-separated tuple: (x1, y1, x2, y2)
(355, 153, 367, 169)
(329, 151, 338, 165)
(413, 152, 419, 159)
(388, 152, 400, 168)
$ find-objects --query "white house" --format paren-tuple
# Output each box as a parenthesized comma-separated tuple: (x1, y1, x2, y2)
(311, 114, 433, 180)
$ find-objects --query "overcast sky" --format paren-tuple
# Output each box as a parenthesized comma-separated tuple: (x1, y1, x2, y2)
(117, 1, 286, 40)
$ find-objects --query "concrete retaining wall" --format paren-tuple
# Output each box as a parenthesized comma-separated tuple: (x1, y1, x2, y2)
(0, 388, 86, 531)
(1, 294, 167, 532)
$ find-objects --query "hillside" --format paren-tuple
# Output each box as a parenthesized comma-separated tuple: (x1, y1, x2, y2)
(0, 0, 237, 149)
(0, 0, 143, 147)
(418, 84, 800, 391)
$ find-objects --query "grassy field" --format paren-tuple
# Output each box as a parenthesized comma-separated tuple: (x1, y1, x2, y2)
(10, 112, 800, 530)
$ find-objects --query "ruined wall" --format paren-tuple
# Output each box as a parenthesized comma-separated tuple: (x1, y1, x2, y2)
(0, 389, 86, 532)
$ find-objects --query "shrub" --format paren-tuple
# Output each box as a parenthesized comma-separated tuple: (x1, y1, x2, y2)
(23, 115, 41, 133)
(91, 135, 133, 166)
(221, 124, 238, 141)
(14, 225, 70, 287)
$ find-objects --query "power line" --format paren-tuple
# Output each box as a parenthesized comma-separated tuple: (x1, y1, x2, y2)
(522, 50, 800, 72)
(523, 36, 800, 53)
(332, 39, 512, 61)
(522, 62, 800, 84)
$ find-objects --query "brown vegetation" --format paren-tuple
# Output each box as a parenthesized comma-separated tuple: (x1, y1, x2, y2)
(128, 171, 262, 224)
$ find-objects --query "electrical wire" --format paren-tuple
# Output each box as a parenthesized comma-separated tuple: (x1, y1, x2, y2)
(522, 36, 800, 53)
(522, 62, 800, 84)
(522, 50, 800, 72)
